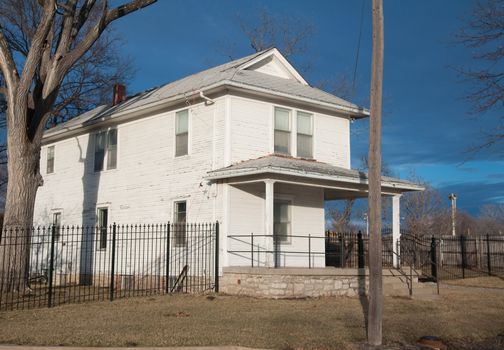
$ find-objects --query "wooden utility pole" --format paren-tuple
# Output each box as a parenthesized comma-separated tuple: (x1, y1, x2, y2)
(368, 0, 384, 346)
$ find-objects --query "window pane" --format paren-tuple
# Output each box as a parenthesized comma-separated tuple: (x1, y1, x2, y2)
(94, 132, 106, 172)
(274, 107, 290, 131)
(274, 130, 290, 154)
(47, 146, 55, 174)
(53, 212, 61, 241)
(176, 110, 189, 134)
(174, 201, 187, 246)
(297, 134, 313, 158)
(297, 112, 312, 135)
(107, 129, 117, 169)
(176, 133, 188, 157)
(98, 209, 108, 249)
(274, 201, 291, 242)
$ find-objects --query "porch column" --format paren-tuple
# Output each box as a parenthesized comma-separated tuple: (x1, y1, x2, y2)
(392, 194, 402, 268)
(264, 180, 275, 267)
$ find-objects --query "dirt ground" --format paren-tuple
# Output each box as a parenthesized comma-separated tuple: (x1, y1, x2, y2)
(0, 286, 502, 349)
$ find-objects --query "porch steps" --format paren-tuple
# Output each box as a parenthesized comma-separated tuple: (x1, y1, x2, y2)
(383, 268, 439, 300)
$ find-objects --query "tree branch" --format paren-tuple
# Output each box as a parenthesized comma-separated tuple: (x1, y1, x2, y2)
(0, 27, 19, 101)
(18, 0, 56, 98)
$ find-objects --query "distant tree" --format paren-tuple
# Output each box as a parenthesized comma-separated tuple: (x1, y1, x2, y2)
(0, 0, 156, 292)
(477, 204, 504, 234)
(237, 8, 314, 60)
(457, 0, 504, 153)
(328, 199, 356, 233)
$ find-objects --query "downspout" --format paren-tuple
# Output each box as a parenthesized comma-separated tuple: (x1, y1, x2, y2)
(199, 91, 215, 105)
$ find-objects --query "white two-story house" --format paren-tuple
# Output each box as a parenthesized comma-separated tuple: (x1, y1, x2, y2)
(34, 48, 422, 271)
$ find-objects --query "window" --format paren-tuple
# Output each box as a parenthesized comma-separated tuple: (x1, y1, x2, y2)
(94, 129, 117, 172)
(107, 129, 117, 169)
(52, 212, 61, 242)
(274, 107, 291, 154)
(274, 200, 291, 243)
(47, 146, 55, 174)
(297, 112, 313, 158)
(173, 201, 187, 246)
(175, 110, 189, 157)
(97, 208, 108, 250)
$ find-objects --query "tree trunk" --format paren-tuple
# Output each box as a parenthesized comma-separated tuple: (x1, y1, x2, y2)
(368, 0, 384, 346)
(0, 105, 43, 293)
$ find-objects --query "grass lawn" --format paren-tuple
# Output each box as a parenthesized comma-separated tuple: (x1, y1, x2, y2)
(444, 276, 504, 289)
(0, 287, 502, 350)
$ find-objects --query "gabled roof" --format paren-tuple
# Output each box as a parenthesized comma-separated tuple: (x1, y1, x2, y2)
(205, 155, 424, 193)
(44, 48, 369, 141)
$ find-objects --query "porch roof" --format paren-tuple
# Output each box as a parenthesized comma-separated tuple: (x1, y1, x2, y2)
(205, 155, 424, 193)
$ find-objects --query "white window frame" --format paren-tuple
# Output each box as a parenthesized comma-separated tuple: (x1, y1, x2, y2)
(295, 110, 314, 159)
(273, 195, 293, 245)
(46, 145, 55, 174)
(174, 108, 190, 158)
(94, 127, 119, 172)
(96, 207, 109, 251)
(51, 210, 62, 242)
(273, 106, 292, 155)
(173, 200, 188, 246)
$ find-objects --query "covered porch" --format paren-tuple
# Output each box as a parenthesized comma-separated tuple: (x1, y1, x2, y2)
(206, 155, 423, 269)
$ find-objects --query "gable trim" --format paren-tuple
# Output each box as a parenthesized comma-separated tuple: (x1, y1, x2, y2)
(239, 48, 309, 86)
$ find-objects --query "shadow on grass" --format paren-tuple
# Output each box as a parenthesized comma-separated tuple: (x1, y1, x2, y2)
(358, 268, 368, 336)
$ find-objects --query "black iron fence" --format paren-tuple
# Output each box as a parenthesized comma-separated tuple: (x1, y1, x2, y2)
(227, 231, 504, 281)
(227, 231, 396, 268)
(0, 222, 218, 311)
(400, 234, 504, 280)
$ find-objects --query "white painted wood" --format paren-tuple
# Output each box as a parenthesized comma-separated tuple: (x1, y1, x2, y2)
(392, 194, 402, 268)
(265, 180, 275, 267)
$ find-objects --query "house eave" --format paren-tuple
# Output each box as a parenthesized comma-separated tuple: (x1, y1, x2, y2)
(42, 81, 368, 144)
(204, 166, 424, 193)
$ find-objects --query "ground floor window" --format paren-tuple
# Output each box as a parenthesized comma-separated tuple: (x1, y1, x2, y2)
(274, 199, 291, 243)
(173, 201, 187, 246)
(97, 208, 108, 250)
(52, 212, 61, 241)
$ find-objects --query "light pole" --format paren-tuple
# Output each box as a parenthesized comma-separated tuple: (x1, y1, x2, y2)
(448, 193, 457, 237)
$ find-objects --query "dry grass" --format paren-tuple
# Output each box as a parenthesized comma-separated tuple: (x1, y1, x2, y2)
(0, 288, 502, 349)
(444, 276, 504, 289)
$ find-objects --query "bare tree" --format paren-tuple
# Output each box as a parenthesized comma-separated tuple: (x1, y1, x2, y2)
(457, 0, 504, 153)
(403, 180, 444, 236)
(477, 204, 504, 234)
(328, 199, 356, 233)
(238, 8, 314, 59)
(0, 0, 156, 292)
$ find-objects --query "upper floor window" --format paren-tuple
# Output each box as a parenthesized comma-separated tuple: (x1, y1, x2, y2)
(46, 146, 55, 174)
(297, 112, 313, 158)
(274, 107, 291, 154)
(94, 129, 117, 172)
(175, 109, 189, 157)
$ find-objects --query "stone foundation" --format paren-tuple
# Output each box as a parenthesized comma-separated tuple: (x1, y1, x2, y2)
(220, 267, 370, 298)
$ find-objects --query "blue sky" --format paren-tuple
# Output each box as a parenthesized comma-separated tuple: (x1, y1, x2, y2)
(111, 0, 503, 215)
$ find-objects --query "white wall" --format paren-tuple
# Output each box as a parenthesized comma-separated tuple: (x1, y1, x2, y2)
(34, 98, 225, 227)
(226, 182, 325, 268)
(229, 95, 351, 168)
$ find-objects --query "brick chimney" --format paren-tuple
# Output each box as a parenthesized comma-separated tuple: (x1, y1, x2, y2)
(113, 84, 126, 106)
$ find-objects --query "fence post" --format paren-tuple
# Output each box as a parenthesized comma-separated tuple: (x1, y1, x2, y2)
(460, 235, 466, 279)
(339, 234, 345, 268)
(251, 232, 254, 268)
(214, 221, 219, 293)
(486, 234, 491, 276)
(47, 225, 56, 308)
(109, 223, 117, 301)
(358, 231, 365, 269)
(308, 234, 312, 269)
(165, 222, 171, 293)
(430, 236, 437, 281)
